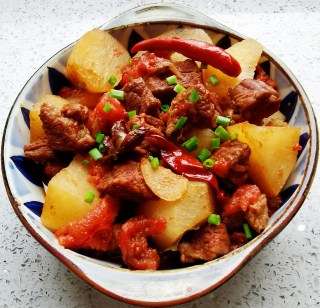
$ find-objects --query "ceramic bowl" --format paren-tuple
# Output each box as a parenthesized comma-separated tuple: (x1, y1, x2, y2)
(1, 4, 318, 306)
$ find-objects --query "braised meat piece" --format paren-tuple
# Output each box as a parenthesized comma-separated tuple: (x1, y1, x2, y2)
(122, 77, 161, 116)
(178, 223, 231, 263)
(144, 59, 202, 103)
(211, 140, 251, 187)
(24, 137, 70, 178)
(166, 83, 221, 136)
(245, 194, 269, 233)
(40, 102, 95, 152)
(229, 78, 281, 125)
(61, 102, 89, 123)
(98, 160, 155, 201)
(230, 232, 248, 251)
(24, 138, 57, 164)
(174, 59, 202, 88)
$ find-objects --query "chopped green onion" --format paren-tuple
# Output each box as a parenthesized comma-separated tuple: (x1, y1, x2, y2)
(200, 63, 208, 69)
(230, 132, 238, 141)
(98, 143, 106, 153)
(174, 116, 188, 129)
(132, 124, 139, 131)
(84, 191, 95, 203)
(150, 156, 159, 169)
(103, 102, 112, 113)
(166, 75, 178, 85)
(128, 110, 137, 120)
(108, 75, 117, 85)
(243, 223, 252, 239)
(82, 159, 89, 165)
(203, 158, 215, 169)
(181, 136, 198, 152)
(109, 89, 124, 100)
(208, 213, 221, 225)
(215, 125, 230, 141)
(189, 89, 200, 103)
(89, 148, 103, 161)
(211, 137, 220, 149)
(95, 132, 105, 144)
(197, 148, 211, 162)
(216, 115, 231, 126)
(209, 75, 219, 85)
(148, 155, 154, 162)
(174, 84, 185, 93)
(160, 104, 170, 112)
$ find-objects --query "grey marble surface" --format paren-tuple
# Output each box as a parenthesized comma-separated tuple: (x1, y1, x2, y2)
(0, 0, 319, 307)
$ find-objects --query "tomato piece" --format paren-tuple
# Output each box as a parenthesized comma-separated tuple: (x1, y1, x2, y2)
(120, 52, 170, 86)
(87, 158, 112, 186)
(55, 196, 119, 251)
(89, 93, 127, 134)
(222, 184, 261, 217)
(118, 216, 166, 270)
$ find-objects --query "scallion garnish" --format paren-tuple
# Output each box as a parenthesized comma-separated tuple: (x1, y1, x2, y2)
(189, 89, 200, 103)
(215, 125, 230, 141)
(150, 156, 159, 169)
(216, 115, 231, 126)
(108, 75, 117, 85)
(173, 84, 185, 93)
(209, 75, 219, 85)
(98, 143, 106, 153)
(211, 137, 220, 149)
(109, 89, 124, 100)
(243, 223, 252, 239)
(203, 158, 215, 169)
(174, 116, 188, 129)
(132, 124, 139, 131)
(181, 136, 198, 152)
(160, 104, 170, 112)
(89, 148, 102, 161)
(103, 102, 112, 113)
(82, 159, 89, 165)
(148, 155, 154, 162)
(95, 132, 105, 144)
(208, 213, 221, 225)
(197, 148, 211, 162)
(84, 191, 95, 203)
(166, 75, 178, 85)
(128, 110, 137, 120)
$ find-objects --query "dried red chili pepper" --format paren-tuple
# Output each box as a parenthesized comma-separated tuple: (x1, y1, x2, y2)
(147, 134, 220, 192)
(131, 37, 242, 77)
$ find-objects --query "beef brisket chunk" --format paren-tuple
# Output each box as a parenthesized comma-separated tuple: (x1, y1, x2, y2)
(122, 77, 161, 116)
(229, 78, 281, 125)
(211, 140, 251, 187)
(245, 194, 269, 233)
(98, 160, 155, 201)
(166, 83, 221, 136)
(40, 102, 95, 152)
(178, 223, 231, 263)
(24, 138, 57, 164)
(144, 59, 202, 103)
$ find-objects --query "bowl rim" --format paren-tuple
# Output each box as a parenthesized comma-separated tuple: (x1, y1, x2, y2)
(1, 3, 319, 307)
